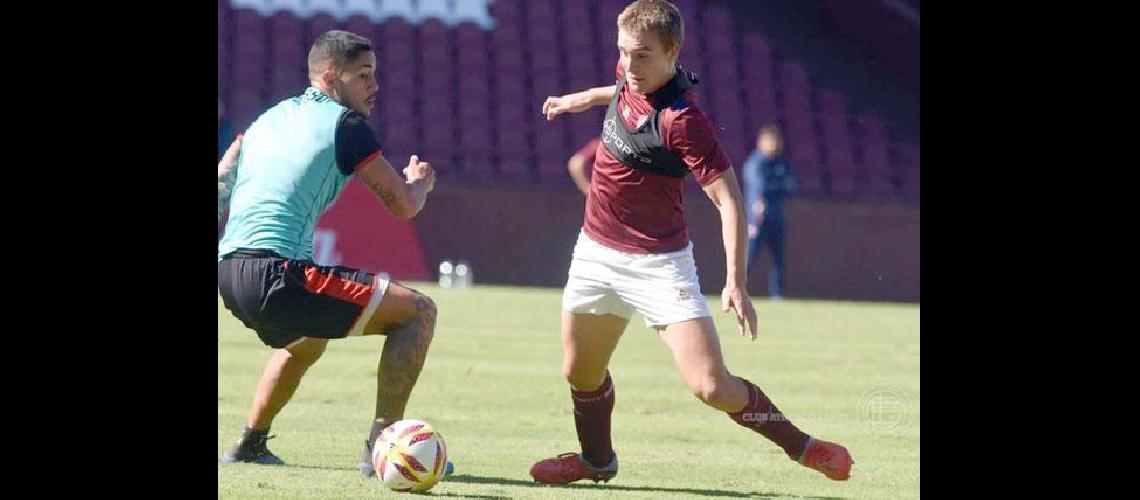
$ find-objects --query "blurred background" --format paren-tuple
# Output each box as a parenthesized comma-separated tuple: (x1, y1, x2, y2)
(218, 0, 919, 302)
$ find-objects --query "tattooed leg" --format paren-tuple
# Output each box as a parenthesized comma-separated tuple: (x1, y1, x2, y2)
(362, 283, 438, 437)
(374, 292, 436, 421)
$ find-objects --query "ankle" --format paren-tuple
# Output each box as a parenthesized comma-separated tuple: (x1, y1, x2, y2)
(242, 426, 270, 441)
(368, 418, 391, 442)
(582, 452, 617, 470)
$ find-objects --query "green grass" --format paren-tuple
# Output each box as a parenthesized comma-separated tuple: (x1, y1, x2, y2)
(219, 284, 919, 498)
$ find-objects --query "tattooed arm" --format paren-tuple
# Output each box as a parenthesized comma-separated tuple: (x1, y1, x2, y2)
(218, 135, 242, 221)
(355, 153, 437, 219)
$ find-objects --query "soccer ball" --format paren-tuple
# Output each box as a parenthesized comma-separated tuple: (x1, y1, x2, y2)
(372, 419, 449, 492)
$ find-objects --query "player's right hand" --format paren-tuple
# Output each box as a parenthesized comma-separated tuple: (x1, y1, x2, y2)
(542, 96, 571, 121)
(404, 155, 436, 191)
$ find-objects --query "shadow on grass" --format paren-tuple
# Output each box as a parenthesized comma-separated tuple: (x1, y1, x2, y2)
(444, 474, 847, 499)
(279, 465, 509, 499)
(283, 463, 359, 472)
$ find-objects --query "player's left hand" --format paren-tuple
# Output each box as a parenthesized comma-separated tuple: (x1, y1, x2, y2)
(722, 284, 758, 341)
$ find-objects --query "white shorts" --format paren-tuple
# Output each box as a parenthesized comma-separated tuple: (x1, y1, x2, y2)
(562, 231, 711, 328)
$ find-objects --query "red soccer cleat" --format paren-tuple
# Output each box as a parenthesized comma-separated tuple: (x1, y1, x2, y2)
(798, 437, 854, 480)
(529, 452, 618, 484)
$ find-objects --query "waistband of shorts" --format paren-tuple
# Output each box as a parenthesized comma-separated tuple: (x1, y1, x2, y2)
(578, 230, 693, 259)
(221, 248, 285, 260)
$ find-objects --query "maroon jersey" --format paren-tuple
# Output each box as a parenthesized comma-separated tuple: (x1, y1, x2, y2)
(583, 63, 732, 254)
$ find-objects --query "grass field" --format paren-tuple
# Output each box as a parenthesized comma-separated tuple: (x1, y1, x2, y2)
(219, 284, 919, 498)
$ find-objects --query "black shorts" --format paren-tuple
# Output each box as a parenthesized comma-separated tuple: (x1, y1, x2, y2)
(218, 249, 390, 348)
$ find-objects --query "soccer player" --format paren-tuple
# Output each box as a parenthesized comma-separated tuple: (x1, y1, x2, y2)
(217, 30, 440, 478)
(530, 0, 853, 483)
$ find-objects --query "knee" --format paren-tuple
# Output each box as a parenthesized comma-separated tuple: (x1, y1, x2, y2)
(414, 293, 437, 323)
(562, 359, 604, 391)
(690, 376, 733, 407)
(561, 360, 581, 386)
(287, 342, 327, 368)
(406, 292, 437, 342)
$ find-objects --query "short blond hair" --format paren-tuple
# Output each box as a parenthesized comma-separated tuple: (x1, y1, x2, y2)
(617, 0, 684, 51)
